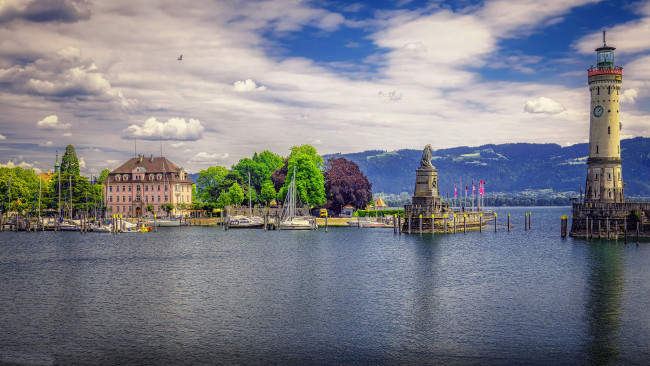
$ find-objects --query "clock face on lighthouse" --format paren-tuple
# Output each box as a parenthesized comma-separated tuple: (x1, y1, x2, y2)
(594, 106, 604, 117)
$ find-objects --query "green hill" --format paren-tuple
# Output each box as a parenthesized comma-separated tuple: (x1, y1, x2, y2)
(324, 137, 650, 199)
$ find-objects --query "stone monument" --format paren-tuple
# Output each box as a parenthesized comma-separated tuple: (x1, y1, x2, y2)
(412, 144, 441, 207)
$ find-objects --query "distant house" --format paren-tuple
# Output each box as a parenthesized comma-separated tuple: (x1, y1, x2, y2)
(38, 170, 54, 183)
(103, 154, 193, 218)
(341, 204, 355, 218)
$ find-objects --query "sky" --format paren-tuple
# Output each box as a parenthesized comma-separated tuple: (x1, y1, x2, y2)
(1, 0, 649, 176)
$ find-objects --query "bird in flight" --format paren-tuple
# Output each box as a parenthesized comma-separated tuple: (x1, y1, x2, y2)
(177, 55, 182, 61)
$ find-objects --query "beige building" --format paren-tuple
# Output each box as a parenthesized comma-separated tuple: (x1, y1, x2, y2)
(104, 154, 194, 218)
(585, 33, 624, 203)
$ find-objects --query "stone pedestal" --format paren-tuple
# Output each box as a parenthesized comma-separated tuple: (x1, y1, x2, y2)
(412, 166, 439, 206)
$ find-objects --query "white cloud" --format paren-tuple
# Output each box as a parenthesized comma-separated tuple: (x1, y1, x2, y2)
(37, 115, 71, 130)
(233, 79, 267, 92)
(523, 97, 566, 114)
(171, 142, 185, 148)
(0, 134, 5, 140)
(63, 132, 72, 137)
(620, 89, 638, 104)
(79, 157, 86, 169)
(0, 160, 41, 173)
(378, 90, 403, 101)
(122, 117, 204, 141)
(190, 152, 229, 162)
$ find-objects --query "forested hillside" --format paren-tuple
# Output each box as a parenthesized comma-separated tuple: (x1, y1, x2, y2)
(324, 137, 650, 198)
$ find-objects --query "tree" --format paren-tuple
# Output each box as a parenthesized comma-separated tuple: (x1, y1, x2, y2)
(161, 203, 174, 217)
(242, 184, 258, 207)
(254, 150, 284, 173)
(60, 145, 80, 175)
(270, 159, 288, 192)
(279, 153, 326, 207)
(216, 191, 231, 208)
(196, 166, 229, 202)
(146, 204, 154, 214)
(98, 169, 110, 184)
(228, 182, 244, 206)
(0, 167, 39, 212)
(324, 157, 373, 214)
(260, 180, 277, 205)
(289, 145, 323, 168)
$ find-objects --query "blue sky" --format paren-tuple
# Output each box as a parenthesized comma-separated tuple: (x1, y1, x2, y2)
(0, 0, 649, 175)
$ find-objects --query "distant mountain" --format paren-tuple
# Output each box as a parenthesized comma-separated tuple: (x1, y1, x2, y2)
(324, 137, 650, 198)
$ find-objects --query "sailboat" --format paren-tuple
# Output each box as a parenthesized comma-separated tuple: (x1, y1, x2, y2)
(279, 168, 316, 230)
(229, 171, 264, 228)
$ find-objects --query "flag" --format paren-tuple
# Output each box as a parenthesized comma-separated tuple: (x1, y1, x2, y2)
(454, 185, 457, 198)
(472, 181, 475, 196)
(465, 185, 468, 195)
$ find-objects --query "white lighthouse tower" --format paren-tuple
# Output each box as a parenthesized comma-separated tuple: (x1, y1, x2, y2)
(584, 31, 624, 203)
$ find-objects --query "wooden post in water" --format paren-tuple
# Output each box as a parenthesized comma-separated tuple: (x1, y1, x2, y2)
(419, 214, 422, 234)
(264, 214, 268, 231)
(615, 219, 618, 240)
(479, 213, 483, 233)
(598, 219, 601, 239)
(528, 212, 532, 229)
(397, 216, 402, 235)
(507, 213, 510, 232)
(637, 222, 640, 243)
(624, 216, 627, 243)
(607, 218, 610, 239)
(524, 213, 527, 231)
(463, 214, 467, 233)
(408, 215, 411, 234)
(325, 212, 328, 233)
(431, 214, 435, 236)
(453, 214, 456, 233)
(494, 212, 497, 232)
(443, 214, 447, 234)
(561, 216, 567, 237)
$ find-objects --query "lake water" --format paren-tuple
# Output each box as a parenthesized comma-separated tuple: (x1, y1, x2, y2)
(1, 207, 648, 365)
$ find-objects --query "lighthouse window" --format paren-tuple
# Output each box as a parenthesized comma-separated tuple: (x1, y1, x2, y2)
(596, 145, 599, 154)
(597, 87, 600, 95)
(595, 174, 599, 180)
(608, 86, 611, 94)
(608, 173, 611, 180)
(608, 126, 611, 134)
(608, 191, 612, 198)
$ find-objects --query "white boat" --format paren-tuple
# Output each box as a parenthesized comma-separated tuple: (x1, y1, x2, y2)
(279, 168, 316, 230)
(229, 215, 264, 228)
(152, 219, 181, 227)
(348, 219, 390, 228)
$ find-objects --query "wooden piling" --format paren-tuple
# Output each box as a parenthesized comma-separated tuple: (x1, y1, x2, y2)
(444, 214, 447, 234)
(453, 214, 456, 233)
(524, 213, 527, 231)
(463, 214, 466, 233)
(598, 219, 601, 239)
(479, 213, 483, 233)
(325, 213, 328, 232)
(419, 214, 422, 234)
(607, 218, 610, 239)
(561, 216, 567, 237)
(494, 212, 497, 232)
(528, 212, 532, 229)
(507, 213, 510, 231)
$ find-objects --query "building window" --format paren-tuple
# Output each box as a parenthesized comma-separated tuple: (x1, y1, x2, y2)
(618, 172, 621, 180)
(158, 195, 161, 202)
(123, 206, 126, 212)
(165, 185, 168, 191)
(117, 206, 120, 212)
(595, 174, 599, 180)
(146, 196, 148, 202)
(129, 186, 132, 192)
(109, 196, 112, 202)
(136, 185, 141, 192)
(145, 185, 148, 192)
(129, 196, 132, 202)
(596, 145, 599, 154)
(608, 173, 611, 180)
(123, 196, 125, 202)
(116, 196, 120, 202)
(109, 186, 113, 192)
(124, 175, 128, 181)
(608, 126, 611, 134)
(158, 185, 161, 191)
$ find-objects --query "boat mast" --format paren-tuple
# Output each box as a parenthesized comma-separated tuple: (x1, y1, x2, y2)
(69, 175, 72, 219)
(248, 171, 252, 218)
(38, 176, 41, 227)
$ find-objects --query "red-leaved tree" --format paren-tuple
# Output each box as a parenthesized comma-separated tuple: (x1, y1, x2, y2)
(324, 157, 372, 214)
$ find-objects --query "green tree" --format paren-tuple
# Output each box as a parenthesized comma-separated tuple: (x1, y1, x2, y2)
(146, 204, 154, 215)
(260, 180, 277, 205)
(228, 182, 244, 206)
(279, 153, 326, 207)
(216, 191, 231, 208)
(196, 166, 229, 202)
(289, 145, 323, 168)
(98, 169, 110, 184)
(0, 167, 39, 212)
(254, 150, 284, 173)
(60, 145, 80, 175)
(161, 203, 174, 217)
(243, 184, 258, 207)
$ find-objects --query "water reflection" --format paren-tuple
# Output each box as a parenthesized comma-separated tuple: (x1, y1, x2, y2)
(584, 241, 624, 365)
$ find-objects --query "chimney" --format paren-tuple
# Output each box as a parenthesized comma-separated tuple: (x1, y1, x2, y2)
(150, 154, 154, 162)
(139, 154, 143, 163)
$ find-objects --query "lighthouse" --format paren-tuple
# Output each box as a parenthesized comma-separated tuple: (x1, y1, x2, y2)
(584, 31, 624, 203)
